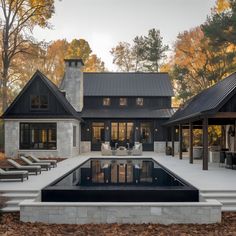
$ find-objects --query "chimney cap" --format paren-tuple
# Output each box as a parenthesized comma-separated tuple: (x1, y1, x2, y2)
(64, 58, 84, 66)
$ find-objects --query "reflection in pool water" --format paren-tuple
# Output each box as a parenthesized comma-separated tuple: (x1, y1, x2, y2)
(42, 158, 199, 202)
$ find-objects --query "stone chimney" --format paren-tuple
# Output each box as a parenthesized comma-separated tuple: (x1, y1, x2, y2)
(60, 59, 84, 112)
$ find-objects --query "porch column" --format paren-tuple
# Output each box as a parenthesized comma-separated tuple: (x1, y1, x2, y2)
(189, 123, 193, 164)
(179, 124, 183, 159)
(171, 126, 175, 157)
(234, 120, 236, 152)
(203, 117, 208, 170)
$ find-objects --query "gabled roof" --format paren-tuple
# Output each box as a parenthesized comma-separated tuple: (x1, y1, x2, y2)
(83, 72, 173, 97)
(2, 70, 80, 120)
(166, 72, 236, 125)
(80, 108, 175, 119)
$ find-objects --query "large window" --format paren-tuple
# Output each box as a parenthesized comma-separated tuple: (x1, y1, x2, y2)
(140, 122, 153, 144)
(103, 98, 111, 106)
(30, 95, 48, 110)
(20, 123, 56, 150)
(111, 122, 134, 144)
(119, 98, 127, 106)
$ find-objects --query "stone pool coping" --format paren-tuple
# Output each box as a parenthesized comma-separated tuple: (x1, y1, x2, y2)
(20, 199, 222, 225)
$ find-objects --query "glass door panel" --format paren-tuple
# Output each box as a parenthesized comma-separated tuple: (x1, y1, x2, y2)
(92, 122, 105, 144)
(127, 123, 134, 144)
(140, 122, 153, 144)
(118, 123, 126, 142)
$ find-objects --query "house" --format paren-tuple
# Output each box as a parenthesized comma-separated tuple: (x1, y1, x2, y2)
(2, 59, 175, 158)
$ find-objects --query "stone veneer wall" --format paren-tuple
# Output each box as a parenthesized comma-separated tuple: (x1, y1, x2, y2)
(154, 141, 179, 154)
(81, 141, 91, 153)
(20, 199, 222, 225)
(4, 119, 80, 158)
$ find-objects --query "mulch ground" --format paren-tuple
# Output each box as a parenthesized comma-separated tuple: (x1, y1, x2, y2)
(0, 212, 236, 236)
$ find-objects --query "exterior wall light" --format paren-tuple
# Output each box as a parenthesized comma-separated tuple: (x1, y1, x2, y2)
(86, 128, 90, 132)
(106, 126, 109, 130)
(155, 129, 158, 132)
(136, 127, 139, 130)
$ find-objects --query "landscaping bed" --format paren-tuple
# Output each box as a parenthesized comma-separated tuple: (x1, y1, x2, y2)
(0, 212, 236, 236)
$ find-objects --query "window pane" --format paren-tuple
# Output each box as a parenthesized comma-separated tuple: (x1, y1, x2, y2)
(118, 122, 126, 141)
(103, 98, 111, 106)
(127, 123, 134, 143)
(73, 126, 76, 147)
(136, 97, 144, 106)
(111, 123, 118, 141)
(40, 95, 48, 109)
(119, 98, 127, 106)
(140, 122, 153, 143)
(20, 123, 56, 150)
(31, 95, 40, 109)
(92, 122, 105, 144)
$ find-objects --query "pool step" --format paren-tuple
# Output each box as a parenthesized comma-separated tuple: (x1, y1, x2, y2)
(200, 190, 236, 212)
(0, 191, 39, 212)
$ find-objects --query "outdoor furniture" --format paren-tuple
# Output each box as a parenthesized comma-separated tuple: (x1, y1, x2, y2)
(219, 151, 226, 167)
(132, 142, 143, 156)
(29, 155, 57, 168)
(19, 155, 51, 171)
(226, 152, 234, 169)
(209, 151, 220, 163)
(193, 146, 203, 159)
(116, 146, 128, 156)
(0, 168, 28, 182)
(7, 159, 41, 175)
(101, 142, 112, 156)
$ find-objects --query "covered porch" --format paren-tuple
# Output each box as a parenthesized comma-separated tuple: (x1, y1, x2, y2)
(165, 73, 236, 170)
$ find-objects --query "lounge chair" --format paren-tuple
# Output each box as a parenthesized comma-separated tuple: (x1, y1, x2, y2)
(28, 155, 57, 168)
(7, 159, 41, 175)
(132, 142, 143, 156)
(101, 142, 113, 156)
(19, 155, 51, 171)
(0, 168, 28, 182)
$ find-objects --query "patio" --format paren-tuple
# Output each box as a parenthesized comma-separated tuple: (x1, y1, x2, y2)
(1, 152, 236, 212)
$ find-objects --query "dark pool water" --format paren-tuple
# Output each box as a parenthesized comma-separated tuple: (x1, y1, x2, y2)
(42, 158, 199, 202)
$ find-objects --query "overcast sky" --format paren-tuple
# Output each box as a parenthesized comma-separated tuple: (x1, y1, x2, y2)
(34, 0, 216, 70)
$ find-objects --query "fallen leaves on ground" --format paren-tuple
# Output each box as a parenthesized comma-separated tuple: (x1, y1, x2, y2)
(0, 212, 236, 236)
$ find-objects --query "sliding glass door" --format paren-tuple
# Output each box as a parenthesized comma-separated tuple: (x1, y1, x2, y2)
(111, 122, 134, 147)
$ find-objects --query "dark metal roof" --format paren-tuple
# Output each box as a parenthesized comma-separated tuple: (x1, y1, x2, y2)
(83, 72, 173, 97)
(166, 72, 236, 125)
(80, 108, 175, 119)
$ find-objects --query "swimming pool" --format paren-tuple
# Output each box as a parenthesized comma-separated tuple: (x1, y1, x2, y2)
(42, 158, 199, 202)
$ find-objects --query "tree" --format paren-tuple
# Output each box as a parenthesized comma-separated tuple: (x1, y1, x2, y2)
(170, 27, 236, 103)
(0, 0, 55, 112)
(66, 39, 92, 63)
(202, 0, 236, 47)
(110, 42, 135, 72)
(141, 29, 169, 72)
(84, 54, 105, 72)
(110, 29, 168, 72)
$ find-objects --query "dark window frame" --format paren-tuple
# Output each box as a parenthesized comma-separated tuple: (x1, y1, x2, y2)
(30, 94, 49, 111)
(20, 123, 57, 150)
(73, 126, 77, 147)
